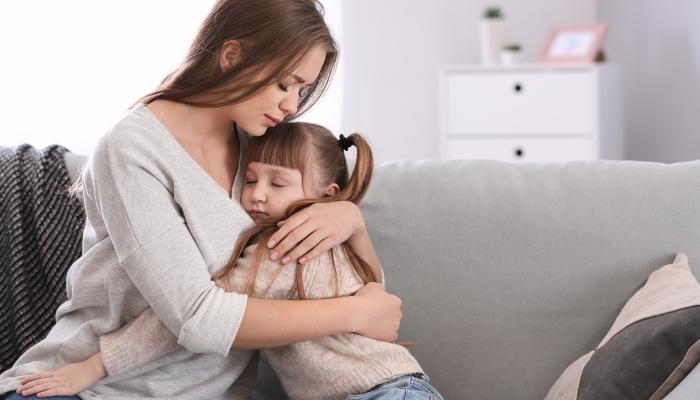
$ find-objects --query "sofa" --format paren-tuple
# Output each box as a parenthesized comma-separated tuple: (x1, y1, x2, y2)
(63, 153, 700, 399)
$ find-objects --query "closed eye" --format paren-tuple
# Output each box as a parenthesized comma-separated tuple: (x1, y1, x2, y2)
(271, 183, 285, 188)
(245, 180, 257, 185)
(278, 83, 288, 92)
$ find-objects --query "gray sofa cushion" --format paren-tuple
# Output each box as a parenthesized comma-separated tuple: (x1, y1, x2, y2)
(358, 159, 700, 400)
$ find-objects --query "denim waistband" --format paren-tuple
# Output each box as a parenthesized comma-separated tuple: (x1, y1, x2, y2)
(367, 372, 429, 392)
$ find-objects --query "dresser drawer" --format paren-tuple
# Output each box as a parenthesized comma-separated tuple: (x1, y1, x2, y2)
(447, 71, 593, 135)
(446, 138, 594, 163)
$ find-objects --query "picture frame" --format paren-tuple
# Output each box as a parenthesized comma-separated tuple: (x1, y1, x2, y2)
(537, 24, 608, 64)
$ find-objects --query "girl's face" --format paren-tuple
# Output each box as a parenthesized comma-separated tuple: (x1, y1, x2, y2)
(242, 162, 339, 223)
(229, 45, 327, 137)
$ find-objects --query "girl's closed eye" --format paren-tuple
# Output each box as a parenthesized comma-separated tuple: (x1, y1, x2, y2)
(271, 182, 285, 188)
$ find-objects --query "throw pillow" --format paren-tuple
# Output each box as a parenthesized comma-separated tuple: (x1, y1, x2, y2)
(545, 253, 700, 400)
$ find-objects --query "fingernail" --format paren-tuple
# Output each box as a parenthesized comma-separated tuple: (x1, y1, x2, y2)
(282, 256, 290, 264)
(299, 257, 306, 264)
(270, 251, 278, 260)
(267, 239, 275, 247)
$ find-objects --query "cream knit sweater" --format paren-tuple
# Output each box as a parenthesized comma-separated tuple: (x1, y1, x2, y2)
(100, 244, 422, 400)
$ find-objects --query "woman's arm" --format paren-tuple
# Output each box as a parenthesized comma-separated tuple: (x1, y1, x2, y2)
(266, 201, 381, 278)
(232, 282, 400, 349)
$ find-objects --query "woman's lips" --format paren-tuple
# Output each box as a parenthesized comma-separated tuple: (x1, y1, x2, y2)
(264, 115, 280, 127)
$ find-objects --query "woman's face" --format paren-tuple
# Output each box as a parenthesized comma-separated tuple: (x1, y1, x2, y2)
(229, 45, 327, 136)
(242, 162, 307, 223)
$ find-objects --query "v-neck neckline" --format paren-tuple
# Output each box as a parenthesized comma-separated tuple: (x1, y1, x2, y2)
(134, 104, 247, 202)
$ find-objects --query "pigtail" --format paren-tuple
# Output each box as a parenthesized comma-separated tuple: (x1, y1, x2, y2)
(339, 133, 374, 205)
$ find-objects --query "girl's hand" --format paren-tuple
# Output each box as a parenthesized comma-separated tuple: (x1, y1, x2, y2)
(351, 282, 402, 342)
(268, 201, 364, 265)
(17, 353, 106, 398)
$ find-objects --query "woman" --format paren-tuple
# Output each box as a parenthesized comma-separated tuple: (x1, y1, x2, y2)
(0, 1, 401, 399)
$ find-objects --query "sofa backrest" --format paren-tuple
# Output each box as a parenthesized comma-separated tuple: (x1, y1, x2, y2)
(65, 154, 700, 399)
(359, 159, 700, 400)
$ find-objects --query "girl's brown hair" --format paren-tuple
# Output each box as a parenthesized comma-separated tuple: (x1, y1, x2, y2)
(213, 122, 376, 299)
(136, 0, 338, 120)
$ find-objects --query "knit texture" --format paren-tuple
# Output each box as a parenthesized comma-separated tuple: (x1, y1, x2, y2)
(100, 244, 423, 400)
(100, 308, 180, 376)
(0, 144, 85, 373)
(0, 105, 256, 400)
(241, 245, 424, 400)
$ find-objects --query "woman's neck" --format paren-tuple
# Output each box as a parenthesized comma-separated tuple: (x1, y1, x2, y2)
(147, 99, 235, 145)
(147, 99, 241, 198)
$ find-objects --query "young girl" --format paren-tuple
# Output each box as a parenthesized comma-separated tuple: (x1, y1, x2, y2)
(17, 123, 444, 400)
(0, 1, 402, 399)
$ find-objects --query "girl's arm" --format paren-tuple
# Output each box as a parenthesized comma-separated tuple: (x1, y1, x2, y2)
(16, 308, 181, 397)
(16, 353, 106, 398)
(266, 201, 382, 280)
(345, 226, 383, 283)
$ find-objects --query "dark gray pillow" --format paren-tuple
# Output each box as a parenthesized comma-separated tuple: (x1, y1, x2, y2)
(545, 254, 700, 400)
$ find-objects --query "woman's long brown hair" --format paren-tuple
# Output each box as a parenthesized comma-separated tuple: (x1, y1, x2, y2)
(70, 0, 339, 198)
(135, 0, 338, 120)
(212, 122, 376, 300)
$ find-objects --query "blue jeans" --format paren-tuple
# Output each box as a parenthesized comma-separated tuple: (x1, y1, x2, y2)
(4, 392, 80, 400)
(347, 373, 444, 400)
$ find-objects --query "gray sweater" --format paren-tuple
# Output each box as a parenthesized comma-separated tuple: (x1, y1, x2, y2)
(0, 105, 257, 399)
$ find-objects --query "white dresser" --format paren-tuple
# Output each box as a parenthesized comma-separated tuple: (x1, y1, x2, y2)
(440, 65, 624, 162)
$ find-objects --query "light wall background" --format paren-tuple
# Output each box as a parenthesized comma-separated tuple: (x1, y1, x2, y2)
(1, 1, 699, 164)
(0, 0, 343, 157)
(0, 1, 217, 156)
(597, 0, 700, 163)
(341, 0, 597, 163)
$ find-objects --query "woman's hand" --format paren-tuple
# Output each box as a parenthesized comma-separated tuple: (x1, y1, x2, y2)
(351, 282, 402, 342)
(268, 201, 364, 265)
(16, 353, 107, 398)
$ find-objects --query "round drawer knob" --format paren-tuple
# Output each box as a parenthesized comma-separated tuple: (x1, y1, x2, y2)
(515, 148, 524, 158)
(514, 83, 523, 93)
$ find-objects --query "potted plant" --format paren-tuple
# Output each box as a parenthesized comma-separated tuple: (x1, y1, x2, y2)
(479, 7, 506, 66)
(500, 43, 522, 66)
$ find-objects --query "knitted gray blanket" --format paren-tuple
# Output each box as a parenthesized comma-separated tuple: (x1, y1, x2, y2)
(0, 145, 85, 373)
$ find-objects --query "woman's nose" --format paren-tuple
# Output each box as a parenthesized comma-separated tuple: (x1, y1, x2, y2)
(280, 93, 298, 116)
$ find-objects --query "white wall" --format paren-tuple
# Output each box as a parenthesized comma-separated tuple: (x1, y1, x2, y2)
(597, 0, 700, 163)
(0, 0, 344, 157)
(341, 0, 597, 163)
(299, 0, 345, 136)
(0, 0, 217, 156)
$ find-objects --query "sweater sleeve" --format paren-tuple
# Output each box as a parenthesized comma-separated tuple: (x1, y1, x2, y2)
(100, 308, 180, 376)
(84, 123, 247, 356)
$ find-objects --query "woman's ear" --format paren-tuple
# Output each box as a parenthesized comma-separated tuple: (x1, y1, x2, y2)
(220, 40, 242, 72)
(322, 183, 340, 198)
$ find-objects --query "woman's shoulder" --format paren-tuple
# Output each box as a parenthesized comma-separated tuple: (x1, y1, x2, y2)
(90, 104, 179, 166)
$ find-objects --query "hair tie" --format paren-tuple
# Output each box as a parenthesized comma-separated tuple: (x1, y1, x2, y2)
(338, 134, 352, 151)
